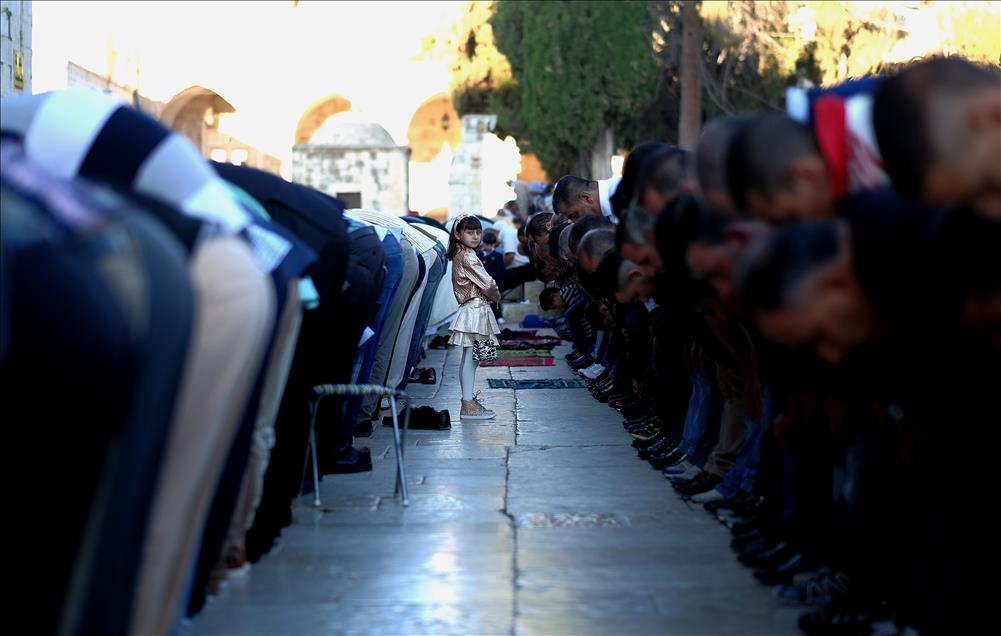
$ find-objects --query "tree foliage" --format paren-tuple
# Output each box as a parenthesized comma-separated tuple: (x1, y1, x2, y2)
(418, 1, 513, 115)
(424, 1, 1000, 175)
(490, 0, 659, 178)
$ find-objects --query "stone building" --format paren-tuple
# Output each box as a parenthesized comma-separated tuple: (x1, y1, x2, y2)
(0, 0, 31, 98)
(292, 112, 410, 213)
(66, 62, 281, 175)
(27, 1, 547, 211)
(448, 114, 496, 219)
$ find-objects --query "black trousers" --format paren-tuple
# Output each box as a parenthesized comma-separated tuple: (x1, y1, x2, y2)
(500, 262, 537, 292)
(246, 228, 383, 561)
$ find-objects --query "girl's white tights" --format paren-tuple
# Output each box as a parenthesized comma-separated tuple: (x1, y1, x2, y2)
(460, 346, 478, 401)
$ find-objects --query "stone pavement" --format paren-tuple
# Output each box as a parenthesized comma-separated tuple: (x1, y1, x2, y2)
(186, 337, 801, 635)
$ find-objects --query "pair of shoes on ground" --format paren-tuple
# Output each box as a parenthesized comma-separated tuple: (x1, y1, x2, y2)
(407, 367, 437, 385)
(382, 406, 451, 430)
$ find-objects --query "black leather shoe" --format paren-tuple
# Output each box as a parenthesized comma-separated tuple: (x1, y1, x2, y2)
(587, 377, 611, 392)
(733, 533, 776, 556)
(592, 376, 616, 390)
(753, 552, 814, 586)
(627, 421, 658, 435)
(730, 515, 771, 536)
(588, 388, 612, 402)
(610, 398, 639, 413)
(670, 470, 708, 488)
(628, 417, 662, 434)
(739, 541, 797, 570)
(617, 403, 647, 418)
(594, 386, 619, 402)
(737, 536, 786, 559)
(638, 437, 676, 459)
(587, 378, 610, 391)
(622, 412, 655, 428)
(675, 472, 722, 496)
(323, 446, 373, 475)
(631, 432, 664, 450)
(384, 406, 450, 430)
(592, 374, 615, 387)
(649, 447, 686, 470)
(730, 528, 766, 550)
(608, 393, 634, 406)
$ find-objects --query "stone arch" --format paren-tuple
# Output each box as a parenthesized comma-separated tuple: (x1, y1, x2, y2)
(159, 86, 237, 154)
(406, 93, 461, 163)
(294, 94, 352, 145)
(160, 85, 281, 174)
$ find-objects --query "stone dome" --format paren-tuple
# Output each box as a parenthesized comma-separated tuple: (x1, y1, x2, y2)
(308, 111, 395, 146)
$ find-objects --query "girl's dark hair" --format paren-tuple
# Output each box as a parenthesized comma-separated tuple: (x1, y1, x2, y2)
(446, 215, 483, 260)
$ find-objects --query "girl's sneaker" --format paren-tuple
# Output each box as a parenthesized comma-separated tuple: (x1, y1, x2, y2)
(472, 392, 496, 418)
(461, 399, 495, 420)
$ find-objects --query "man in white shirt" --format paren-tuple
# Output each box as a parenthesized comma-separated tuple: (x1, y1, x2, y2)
(493, 209, 523, 268)
(551, 174, 622, 222)
(493, 209, 537, 292)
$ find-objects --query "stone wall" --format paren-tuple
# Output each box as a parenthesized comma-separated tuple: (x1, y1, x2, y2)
(293, 145, 410, 214)
(67, 61, 164, 116)
(448, 114, 496, 219)
(0, 0, 30, 98)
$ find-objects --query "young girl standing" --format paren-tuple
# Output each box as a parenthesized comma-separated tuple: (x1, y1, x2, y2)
(447, 215, 501, 420)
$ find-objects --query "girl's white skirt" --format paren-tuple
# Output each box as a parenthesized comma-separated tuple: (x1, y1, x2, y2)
(448, 298, 500, 347)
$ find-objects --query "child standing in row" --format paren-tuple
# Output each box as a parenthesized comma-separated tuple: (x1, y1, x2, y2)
(446, 215, 501, 420)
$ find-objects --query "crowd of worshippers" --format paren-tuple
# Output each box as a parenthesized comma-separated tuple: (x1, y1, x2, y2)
(526, 57, 1000, 635)
(1, 88, 478, 635)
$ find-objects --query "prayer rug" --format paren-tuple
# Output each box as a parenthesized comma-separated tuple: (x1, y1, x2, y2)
(498, 337, 562, 348)
(480, 356, 555, 367)
(496, 348, 555, 357)
(487, 378, 586, 389)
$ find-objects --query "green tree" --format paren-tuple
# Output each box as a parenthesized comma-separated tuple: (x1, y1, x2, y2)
(490, 0, 659, 179)
(425, 1, 999, 180)
(417, 2, 513, 115)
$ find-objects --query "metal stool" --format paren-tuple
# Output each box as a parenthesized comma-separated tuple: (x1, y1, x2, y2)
(302, 384, 411, 507)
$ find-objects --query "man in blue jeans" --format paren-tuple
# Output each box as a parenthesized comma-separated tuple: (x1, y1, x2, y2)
(692, 384, 774, 504)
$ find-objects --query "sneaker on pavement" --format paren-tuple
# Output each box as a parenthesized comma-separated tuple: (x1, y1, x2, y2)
(662, 459, 693, 475)
(666, 464, 702, 482)
(691, 488, 728, 505)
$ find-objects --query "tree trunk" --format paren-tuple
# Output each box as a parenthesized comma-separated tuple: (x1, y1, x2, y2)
(589, 127, 614, 180)
(576, 147, 591, 180)
(678, 2, 702, 149)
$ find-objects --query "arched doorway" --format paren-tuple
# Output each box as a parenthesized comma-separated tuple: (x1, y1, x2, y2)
(406, 93, 461, 163)
(160, 86, 236, 156)
(160, 86, 281, 174)
(406, 94, 461, 214)
(294, 94, 352, 146)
